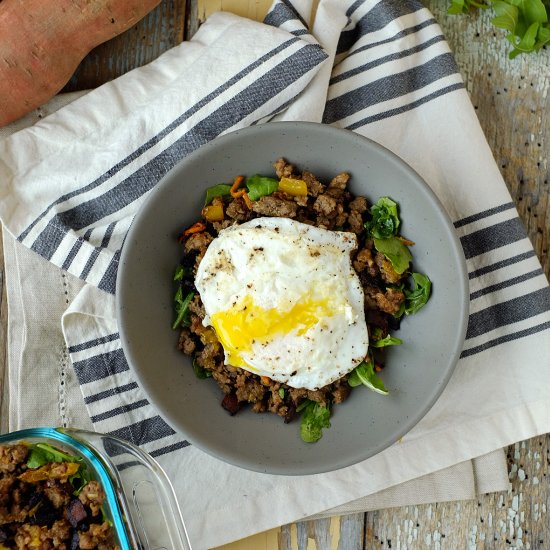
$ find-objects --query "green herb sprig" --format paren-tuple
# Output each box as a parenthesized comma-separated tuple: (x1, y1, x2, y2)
(348, 360, 389, 395)
(297, 400, 332, 443)
(448, 0, 550, 58)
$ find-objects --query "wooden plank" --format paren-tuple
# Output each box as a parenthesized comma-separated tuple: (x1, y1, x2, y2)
(366, 436, 550, 548)
(427, 0, 549, 276)
(0, 1, 545, 549)
(63, 1, 188, 92)
(364, 0, 550, 546)
(199, 0, 272, 21)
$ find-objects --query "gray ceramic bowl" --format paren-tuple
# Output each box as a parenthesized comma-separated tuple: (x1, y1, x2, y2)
(116, 122, 468, 475)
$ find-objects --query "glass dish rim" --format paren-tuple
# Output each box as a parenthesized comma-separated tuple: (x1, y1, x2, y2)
(0, 426, 132, 550)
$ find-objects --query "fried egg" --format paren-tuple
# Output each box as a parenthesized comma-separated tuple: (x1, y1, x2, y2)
(194, 217, 368, 390)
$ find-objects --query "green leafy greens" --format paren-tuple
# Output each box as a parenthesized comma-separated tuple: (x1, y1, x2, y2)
(245, 175, 279, 201)
(173, 265, 189, 282)
(395, 272, 432, 318)
(373, 236, 412, 274)
(26, 443, 91, 495)
(364, 197, 400, 239)
(26, 443, 82, 469)
(447, 0, 550, 58)
(371, 334, 403, 348)
(204, 184, 232, 206)
(192, 357, 212, 379)
(297, 400, 332, 443)
(348, 360, 389, 395)
(172, 289, 194, 330)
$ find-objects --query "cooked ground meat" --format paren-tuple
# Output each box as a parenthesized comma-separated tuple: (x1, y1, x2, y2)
(178, 328, 196, 355)
(251, 195, 298, 218)
(274, 157, 296, 179)
(78, 481, 105, 517)
(0, 444, 120, 549)
(0, 445, 28, 474)
(301, 170, 325, 197)
(329, 171, 350, 189)
(349, 196, 368, 213)
(225, 196, 250, 221)
(44, 480, 71, 509)
(175, 158, 411, 424)
(364, 286, 405, 315)
(313, 194, 340, 218)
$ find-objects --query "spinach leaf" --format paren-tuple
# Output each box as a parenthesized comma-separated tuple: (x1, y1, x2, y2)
(373, 236, 412, 274)
(26, 443, 91, 495)
(299, 400, 331, 443)
(246, 175, 279, 201)
(403, 273, 432, 315)
(364, 197, 400, 239)
(172, 289, 194, 329)
(204, 184, 232, 206)
(348, 361, 389, 395)
(371, 334, 403, 348)
(192, 357, 212, 379)
(27, 443, 82, 468)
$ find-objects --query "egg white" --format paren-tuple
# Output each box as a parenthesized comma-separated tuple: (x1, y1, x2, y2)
(194, 217, 368, 390)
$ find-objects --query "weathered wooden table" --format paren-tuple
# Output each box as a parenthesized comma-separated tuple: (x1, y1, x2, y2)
(1, 0, 548, 548)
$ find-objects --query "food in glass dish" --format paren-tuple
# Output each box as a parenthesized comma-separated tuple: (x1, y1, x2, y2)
(173, 159, 431, 443)
(0, 441, 120, 549)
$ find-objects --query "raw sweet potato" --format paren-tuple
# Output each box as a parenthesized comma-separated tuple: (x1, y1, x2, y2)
(0, 0, 161, 127)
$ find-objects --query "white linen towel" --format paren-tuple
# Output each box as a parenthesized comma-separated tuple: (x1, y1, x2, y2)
(1, 1, 549, 548)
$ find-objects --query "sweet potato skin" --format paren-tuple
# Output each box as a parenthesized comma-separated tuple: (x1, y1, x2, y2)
(0, 0, 161, 127)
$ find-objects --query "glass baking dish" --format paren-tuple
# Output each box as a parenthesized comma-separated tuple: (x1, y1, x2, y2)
(0, 427, 192, 549)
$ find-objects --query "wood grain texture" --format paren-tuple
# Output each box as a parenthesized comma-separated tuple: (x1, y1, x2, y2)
(0, 0, 546, 549)
(428, 0, 549, 278)
(197, 0, 549, 548)
(361, 0, 550, 548)
(62, 0, 188, 91)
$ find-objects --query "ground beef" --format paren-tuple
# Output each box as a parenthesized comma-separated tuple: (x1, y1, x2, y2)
(0, 445, 28, 474)
(364, 286, 405, 315)
(251, 195, 298, 218)
(176, 158, 414, 424)
(329, 171, 350, 189)
(184, 231, 213, 269)
(0, 445, 120, 549)
(183, 231, 213, 254)
(78, 481, 105, 517)
(349, 196, 368, 213)
(44, 480, 71, 509)
(225, 196, 250, 221)
(188, 294, 205, 318)
(274, 157, 295, 179)
(353, 247, 376, 275)
(178, 328, 196, 355)
(347, 209, 364, 234)
(78, 522, 116, 550)
(313, 194, 340, 218)
(302, 170, 325, 197)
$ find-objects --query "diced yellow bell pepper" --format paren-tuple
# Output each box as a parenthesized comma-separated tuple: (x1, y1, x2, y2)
(18, 462, 80, 483)
(279, 177, 308, 196)
(203, 204, 225, 222)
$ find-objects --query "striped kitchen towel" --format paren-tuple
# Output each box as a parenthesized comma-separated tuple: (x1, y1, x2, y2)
(1, 0, 549, 548)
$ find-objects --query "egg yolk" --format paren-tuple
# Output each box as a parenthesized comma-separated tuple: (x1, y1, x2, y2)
(210, 295, 338, 369)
